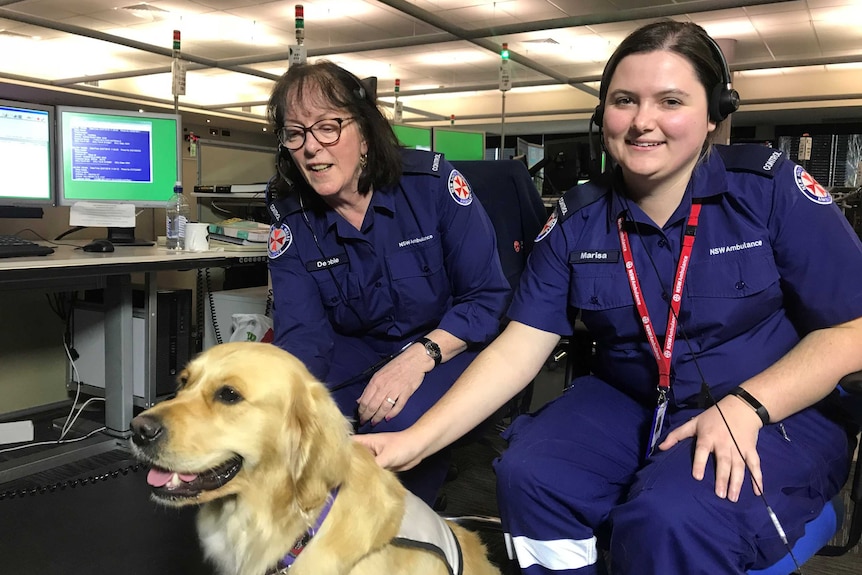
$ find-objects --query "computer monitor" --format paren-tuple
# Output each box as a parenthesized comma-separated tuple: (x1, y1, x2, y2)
(56, 106, 181, 244)
(392, 124, 432, 150)
(541, 136, 602, 196)
(0, 99, 55, 216)
(432, 127, 485, 161)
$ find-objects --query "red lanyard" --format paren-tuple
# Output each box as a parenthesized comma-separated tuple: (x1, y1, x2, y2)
(617, 203, 702, 393)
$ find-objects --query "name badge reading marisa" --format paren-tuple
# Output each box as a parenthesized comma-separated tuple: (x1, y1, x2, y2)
(569, 250, 620, 263)
(306, 254, 348, 271)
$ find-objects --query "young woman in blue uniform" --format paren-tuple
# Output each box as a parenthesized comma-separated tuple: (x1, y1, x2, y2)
(356, 21, 862, 573)
(265, 61, 510, 506)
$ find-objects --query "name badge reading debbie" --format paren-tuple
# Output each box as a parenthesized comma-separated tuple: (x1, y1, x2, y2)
(306, 254, 348, 272)
(569, 250, 620, 264)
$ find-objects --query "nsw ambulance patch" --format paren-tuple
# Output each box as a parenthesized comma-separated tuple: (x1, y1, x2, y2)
(448, 170, 473, 206)
(268, 223, 293, 259)
(535, 212, 558, 242)
(794, 165, 832, 205)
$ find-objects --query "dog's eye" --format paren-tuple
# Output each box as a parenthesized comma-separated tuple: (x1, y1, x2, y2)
(215, 386, 243, 404)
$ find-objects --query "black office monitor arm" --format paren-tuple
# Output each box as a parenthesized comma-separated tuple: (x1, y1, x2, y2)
(528, 156, 550, 177)
(529, 151, 568, 178)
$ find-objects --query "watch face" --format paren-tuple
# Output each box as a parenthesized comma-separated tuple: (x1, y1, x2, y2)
(424, 341, 441, 359)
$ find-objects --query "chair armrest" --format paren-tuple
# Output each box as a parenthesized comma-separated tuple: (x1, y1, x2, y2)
(838, 371, 862, 395)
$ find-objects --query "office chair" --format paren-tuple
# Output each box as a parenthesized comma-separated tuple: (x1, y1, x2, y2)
(750, 371, 861, 575)
(450, 159, 547, 422)
(450, 160, 546, 306)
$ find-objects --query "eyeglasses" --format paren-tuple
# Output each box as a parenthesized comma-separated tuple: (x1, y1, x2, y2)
(277, 117, 354, 151)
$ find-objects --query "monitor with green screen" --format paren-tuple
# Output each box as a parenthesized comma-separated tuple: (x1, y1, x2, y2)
(392, 124, 432, 150)
(432, 128, 485, 161)
(55, 105, 181, 245)
(56, 106, 180, 208)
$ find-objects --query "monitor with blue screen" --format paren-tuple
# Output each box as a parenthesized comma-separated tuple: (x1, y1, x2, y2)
(0, 99, 55, 215)
(56, 106, 181, 244)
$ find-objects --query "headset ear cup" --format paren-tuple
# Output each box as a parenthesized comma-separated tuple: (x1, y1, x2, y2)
(708, 84, 724, 122)
(709, 84, 741, 123)
(592, 104, 604, 128)
(721, 87, 740, 121)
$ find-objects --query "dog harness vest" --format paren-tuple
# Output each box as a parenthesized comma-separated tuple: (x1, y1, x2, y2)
(392, 491, 464, 575)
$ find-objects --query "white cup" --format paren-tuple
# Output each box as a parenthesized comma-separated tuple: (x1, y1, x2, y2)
(185, 222, 210, 252)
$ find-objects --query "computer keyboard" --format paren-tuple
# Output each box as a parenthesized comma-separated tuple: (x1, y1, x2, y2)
(0, 234, 54, 258)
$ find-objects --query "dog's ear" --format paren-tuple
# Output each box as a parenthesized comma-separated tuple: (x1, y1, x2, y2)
(279, 373, 353, 511)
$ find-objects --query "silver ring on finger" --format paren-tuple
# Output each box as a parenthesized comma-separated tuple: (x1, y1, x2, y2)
(386, 397, 397, 405)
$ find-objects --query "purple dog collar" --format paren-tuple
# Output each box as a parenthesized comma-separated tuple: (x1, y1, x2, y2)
(269, 486, 340, 573)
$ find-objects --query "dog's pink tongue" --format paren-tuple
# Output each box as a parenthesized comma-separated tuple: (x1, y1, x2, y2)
(147, 468, 198, 487)
(147, 468, 173, 487)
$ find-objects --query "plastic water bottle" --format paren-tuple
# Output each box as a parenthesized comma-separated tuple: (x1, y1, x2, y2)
(165, 181, 190, 250)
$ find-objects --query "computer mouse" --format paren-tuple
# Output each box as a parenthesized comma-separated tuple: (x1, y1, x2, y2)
(82, 239, 115, 253)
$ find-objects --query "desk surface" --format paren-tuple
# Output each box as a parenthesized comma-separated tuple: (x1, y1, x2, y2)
(0, 242, 267, 287)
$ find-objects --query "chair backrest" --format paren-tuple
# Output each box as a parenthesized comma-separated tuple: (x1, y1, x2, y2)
(451, 159, 547, 301)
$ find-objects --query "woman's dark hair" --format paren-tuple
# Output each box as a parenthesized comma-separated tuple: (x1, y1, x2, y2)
(596, 20, 727, 142)
(267, 60, 402, 203)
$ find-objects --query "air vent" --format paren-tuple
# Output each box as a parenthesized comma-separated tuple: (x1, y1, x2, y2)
(0, 30, 37, 40)
(522, 38, 560, 45)
(121, 3, 170, 13)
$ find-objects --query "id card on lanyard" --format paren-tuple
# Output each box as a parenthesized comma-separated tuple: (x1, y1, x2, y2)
(617, 202, 702, 456)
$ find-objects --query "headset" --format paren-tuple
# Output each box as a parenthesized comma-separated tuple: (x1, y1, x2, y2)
(591, 31, 740, 129)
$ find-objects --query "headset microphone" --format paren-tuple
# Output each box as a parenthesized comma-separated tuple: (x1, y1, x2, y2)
(588, 108, 602, 172)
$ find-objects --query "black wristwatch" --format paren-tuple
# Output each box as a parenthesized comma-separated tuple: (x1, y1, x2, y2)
(415, 336, 442, 367)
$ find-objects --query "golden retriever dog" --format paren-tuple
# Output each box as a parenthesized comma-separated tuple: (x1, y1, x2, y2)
(130, 341, 502, 575)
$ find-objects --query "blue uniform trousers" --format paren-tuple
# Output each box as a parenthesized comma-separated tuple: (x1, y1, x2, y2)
(494, 376, 852, 575)
(325, 334, 480, 506)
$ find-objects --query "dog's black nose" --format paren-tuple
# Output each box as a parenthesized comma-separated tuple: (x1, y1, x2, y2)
(130, 414, 164, 446)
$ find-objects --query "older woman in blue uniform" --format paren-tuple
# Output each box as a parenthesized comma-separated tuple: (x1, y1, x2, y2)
(357, 21, 862, 574)
(265, 61, 510, 506)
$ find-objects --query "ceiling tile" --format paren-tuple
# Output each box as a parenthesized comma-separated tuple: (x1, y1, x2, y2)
(760, 34, 823, 58)
(742, 0, 808, 15)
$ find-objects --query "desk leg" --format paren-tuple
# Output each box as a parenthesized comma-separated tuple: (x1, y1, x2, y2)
(104, 274, 134, 437)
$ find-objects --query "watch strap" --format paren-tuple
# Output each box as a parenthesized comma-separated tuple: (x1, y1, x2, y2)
(416, 336, 442, 366)
(728, 387, 770, 426)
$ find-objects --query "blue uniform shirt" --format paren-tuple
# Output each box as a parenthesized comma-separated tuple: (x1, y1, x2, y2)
(509, 144, 862, 407)
(267, 150, 510, 382)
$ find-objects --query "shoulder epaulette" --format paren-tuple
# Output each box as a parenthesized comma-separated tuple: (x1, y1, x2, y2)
(716, 144, 785, 178)
(555, 177, 608, 223)
(401, 149, 445, 177)
(267, 195, 301, 224)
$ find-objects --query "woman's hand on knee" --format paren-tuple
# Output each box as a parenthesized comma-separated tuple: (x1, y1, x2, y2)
(658, 399, 763, 503)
